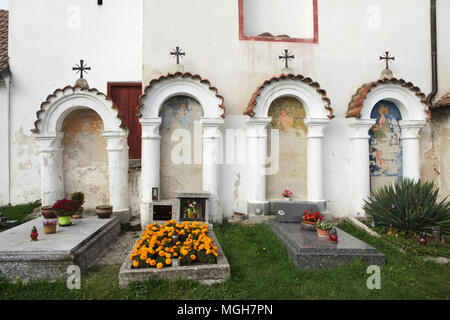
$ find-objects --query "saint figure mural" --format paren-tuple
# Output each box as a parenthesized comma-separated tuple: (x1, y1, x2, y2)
(369, 101, 403, 192)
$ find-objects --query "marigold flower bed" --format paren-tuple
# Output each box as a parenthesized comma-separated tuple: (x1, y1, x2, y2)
(129, 220, 219, 269)
(119, 221, 230, 287)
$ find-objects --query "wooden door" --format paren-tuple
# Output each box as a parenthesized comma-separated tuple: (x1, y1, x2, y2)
(108, 83, 142, 159)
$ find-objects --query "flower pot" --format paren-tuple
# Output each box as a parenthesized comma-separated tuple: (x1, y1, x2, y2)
(72, 207, 84, 220)
(283, 197, 291, 202)
(41, 206, 57, 219)
(303, 220, 317, 225)
(58, 216, 72, 226)
(96, 206, 113, 219)
(317, 229, 331, 237)
(43, 224, 57, 234)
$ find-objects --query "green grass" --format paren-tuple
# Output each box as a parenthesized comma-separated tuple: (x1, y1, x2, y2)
(360, 220, 450, 258)
(0, 202, 41, 225)
(1, 221, 449, 300)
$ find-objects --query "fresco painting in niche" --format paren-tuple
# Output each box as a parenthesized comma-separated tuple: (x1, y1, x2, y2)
(369, 100, 403, 193)
(62, 109, 109, 209)
(267, 97, 308, 200)
(160, 96, 203, 199)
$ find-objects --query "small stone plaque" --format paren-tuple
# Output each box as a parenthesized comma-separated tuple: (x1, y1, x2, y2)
(271, 201, 321, 223)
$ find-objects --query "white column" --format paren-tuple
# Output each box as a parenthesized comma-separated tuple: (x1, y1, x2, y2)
(305, 118, 330, 201)
(347, 118, 377, 214)
(35, 133, 65, 206)
(400, 120, 426, 181)
(246, 117, 271, 205)
(0, 76, 11, 205)
(103, 130, 130, 223)
(140, 118, 162, 226)
(201, 118, 224, 223)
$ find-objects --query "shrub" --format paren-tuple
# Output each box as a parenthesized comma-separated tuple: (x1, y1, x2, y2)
(363, 178, 450, 236)
(70, 192, 85, 208)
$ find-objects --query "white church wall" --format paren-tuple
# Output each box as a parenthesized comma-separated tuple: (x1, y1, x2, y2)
(0, 78, 10, 205)
(142, 0, 437, 217)
(7, 0, 143, 205)
(4, 0, 448, 219)
(436, 0, 450, 101)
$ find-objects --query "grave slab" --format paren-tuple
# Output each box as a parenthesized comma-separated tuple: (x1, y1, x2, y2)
(267, 220, 385, 269)
(0, 213, 120, 281)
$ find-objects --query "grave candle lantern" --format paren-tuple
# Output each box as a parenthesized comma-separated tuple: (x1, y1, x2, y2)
(152, 188, 159, 201)
(30, 226, 38, 241)
(419, 233, 427, 246)
(329, 228, 338, 243)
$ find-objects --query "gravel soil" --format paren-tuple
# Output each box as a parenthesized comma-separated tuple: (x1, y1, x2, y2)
(94, 230, 141, 266)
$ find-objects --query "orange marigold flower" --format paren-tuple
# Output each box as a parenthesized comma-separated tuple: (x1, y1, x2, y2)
(156, 263, 163, 269)
(191, 255, 197, 261)
(165, 259, 172, 265)
(132, 260, 139, 268)
(150, 260, 157, 266)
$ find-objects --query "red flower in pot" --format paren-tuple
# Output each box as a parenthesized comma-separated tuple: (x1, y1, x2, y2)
(303, 208, 324, 225)
(52, 199, 78, 226)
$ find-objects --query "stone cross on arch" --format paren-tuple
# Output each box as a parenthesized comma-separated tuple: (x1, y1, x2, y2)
(380, 51, 395, 70)
(72, 60, 91, 79)
(279, 49, 295, 69)
(170, 46, 185, 65)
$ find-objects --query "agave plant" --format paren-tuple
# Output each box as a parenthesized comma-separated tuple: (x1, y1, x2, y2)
(363, 178, 450, 236)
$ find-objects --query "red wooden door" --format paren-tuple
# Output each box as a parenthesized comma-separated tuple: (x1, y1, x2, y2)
(108, 83, 142, 159)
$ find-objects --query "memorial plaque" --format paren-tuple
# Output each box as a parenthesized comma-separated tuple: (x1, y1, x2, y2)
(271, 202, 321, 223)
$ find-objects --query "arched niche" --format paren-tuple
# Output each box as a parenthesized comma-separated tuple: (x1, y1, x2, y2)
(368, 100, 403, 193)
(244, 74, 334, 214)
(138, 72, 226, 225)
(159, 95, 203, 199)
(266, 96, 308, 200)
(346, 78, 429, 215)
(31, 85, 131, 222)
(62, 109, 110, 208)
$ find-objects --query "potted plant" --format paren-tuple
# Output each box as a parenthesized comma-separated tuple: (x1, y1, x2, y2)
(52, 199, 78, 226)
(316, 220, 333, 237)
(282, 190, 293, 201)
(303, 208, 323, 225)
(96, 205, 113, 219)
(70, 192, 85, 219)
(41, 205, 57, 219)
(43, 219, 58, 234)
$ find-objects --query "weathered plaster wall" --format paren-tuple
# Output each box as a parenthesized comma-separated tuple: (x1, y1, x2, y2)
(5, 0, 449, 219)
(421, 110, 450, 200)
(142, 0, 438, 217)
(160, 96, 203, 199)
(267, 97, 307, 200)
(128, 169, 141, 217)
(62, 110, 109, 209)
(436, 0, 450, 101)
(7, 0, 143, 205)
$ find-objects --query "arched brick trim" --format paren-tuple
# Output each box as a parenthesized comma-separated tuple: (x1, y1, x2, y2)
(31, 85, 126, 134)
(137, 72, 226, 118)
(346, 78, 431, 119)
(244, 73, 334, 119)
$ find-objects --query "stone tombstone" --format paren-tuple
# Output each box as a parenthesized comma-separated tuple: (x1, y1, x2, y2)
(176, 191, 210, 224)
(271, 201, 321, 223)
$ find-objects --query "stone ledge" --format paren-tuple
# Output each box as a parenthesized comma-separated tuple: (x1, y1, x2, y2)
(0, 215, 121, 281)
(119, 229, 230, 288)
